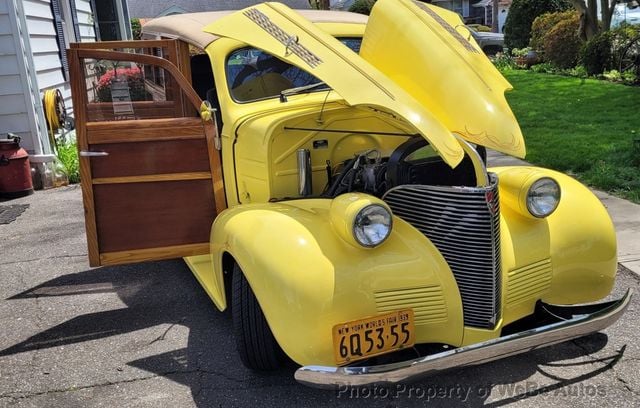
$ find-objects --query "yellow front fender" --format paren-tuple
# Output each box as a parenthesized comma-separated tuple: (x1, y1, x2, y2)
(207, 196, 464, 366)
(493, 167, 617, 308)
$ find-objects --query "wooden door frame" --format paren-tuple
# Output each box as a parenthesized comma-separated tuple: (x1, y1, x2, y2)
(68, 40, 225, 266)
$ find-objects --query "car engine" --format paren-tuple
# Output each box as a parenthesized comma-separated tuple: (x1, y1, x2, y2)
(322, 137, 483, 198)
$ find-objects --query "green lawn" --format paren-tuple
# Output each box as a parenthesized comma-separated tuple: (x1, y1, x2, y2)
(502, 70, 640, 203)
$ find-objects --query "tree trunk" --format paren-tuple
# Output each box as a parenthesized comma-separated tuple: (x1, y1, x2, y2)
(318, 0, 330, 10)
(600, 0, 617, 32)
(492, 0, 499, 33)
(569, 0, 600, 40)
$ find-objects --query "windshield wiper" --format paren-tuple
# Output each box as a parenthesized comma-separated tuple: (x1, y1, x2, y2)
(279, 82, 328, 102)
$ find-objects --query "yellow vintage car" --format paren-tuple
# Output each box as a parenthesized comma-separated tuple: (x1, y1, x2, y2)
(68, 0, 630, 388)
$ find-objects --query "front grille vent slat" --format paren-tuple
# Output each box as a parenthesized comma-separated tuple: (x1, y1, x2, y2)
(374, 286, 448, 325)
(506, 259, 552, 306)
(383, 175, 501, 329)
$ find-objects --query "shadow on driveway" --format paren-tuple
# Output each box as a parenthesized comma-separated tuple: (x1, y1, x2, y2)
(1, 260, 627, 407)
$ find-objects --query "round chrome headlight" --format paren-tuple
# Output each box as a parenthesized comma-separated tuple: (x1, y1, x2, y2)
(353, 204, 392, 247)
(526, 177, 561, 218)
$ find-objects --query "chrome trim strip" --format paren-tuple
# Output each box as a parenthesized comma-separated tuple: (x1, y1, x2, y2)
(79, 151, 109, 157)
(297, 148, 312, 196)
(453, 134, 489, 187)
(295, 290, 632, 389)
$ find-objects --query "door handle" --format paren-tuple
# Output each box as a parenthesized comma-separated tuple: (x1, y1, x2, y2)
(79, 151, 109, 157)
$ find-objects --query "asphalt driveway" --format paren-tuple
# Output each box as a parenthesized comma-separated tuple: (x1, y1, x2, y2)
(1, 186, 639, 407)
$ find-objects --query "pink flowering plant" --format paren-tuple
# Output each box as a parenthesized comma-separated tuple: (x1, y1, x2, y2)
(94, 65, 150, 102)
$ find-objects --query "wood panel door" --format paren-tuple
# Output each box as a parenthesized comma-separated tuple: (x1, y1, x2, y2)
(68, 40, 225, 266)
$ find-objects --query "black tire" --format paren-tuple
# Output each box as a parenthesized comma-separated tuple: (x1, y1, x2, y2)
(232, 263, 284, 370)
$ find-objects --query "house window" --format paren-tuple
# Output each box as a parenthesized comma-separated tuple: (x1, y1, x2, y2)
(92, 0, 123, 40)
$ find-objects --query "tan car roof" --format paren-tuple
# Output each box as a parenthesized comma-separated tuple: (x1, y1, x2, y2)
(142, 10, 368, 49)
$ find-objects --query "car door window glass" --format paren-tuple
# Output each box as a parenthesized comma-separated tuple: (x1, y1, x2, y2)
(81, 47, 197, 122)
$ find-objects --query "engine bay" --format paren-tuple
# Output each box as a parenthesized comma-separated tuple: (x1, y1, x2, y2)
(235, 107, 487, 203)
(320, 137, 484, 199)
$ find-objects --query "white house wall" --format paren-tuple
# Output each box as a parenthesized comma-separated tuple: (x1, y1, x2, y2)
(24, 0, 73, 119)
(5, 0, 98, 156)
(0, 0, 44, 153)
(75, 0, 97, 42)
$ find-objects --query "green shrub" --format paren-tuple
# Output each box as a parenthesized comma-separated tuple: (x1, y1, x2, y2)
(604, 69, 638, 84)
(56, 138, 79, 184)
(504, 0, 571, 50)
(530, 62, 556, 73)
(348, 0, 376, 15)
(580, 33, 613, 75)
(130, 18, 141, 40)
(603, 69, 622, 81)
(530, 11, 576, 55)
(543, 12, 582, 69)
(493, 52, 516, 70)
(622, 70, 638, 84)
(511, 47, 532, 57)
(567, 65, 588, 78)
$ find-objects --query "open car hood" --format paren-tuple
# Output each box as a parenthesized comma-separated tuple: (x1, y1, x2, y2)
(203, 2, 465, 168)
(361, 0, 524, 157)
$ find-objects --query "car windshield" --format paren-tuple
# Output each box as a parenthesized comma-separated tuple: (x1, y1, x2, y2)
(226, 37, 362, 103)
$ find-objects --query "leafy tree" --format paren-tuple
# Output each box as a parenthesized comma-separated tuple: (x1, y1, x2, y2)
(504, 0, 572, 50)
(130, 18, 141, 40)
(568, 0, 618, 40)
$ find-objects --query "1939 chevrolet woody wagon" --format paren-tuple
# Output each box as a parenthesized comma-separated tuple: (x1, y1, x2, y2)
(68, 0, 631, 388)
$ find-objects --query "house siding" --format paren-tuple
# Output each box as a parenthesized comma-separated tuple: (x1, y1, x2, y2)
(75, 0, 97, 42)
(24, 0, 73, 118)
(0, 0, 42, 153)
(3, 0, 98, 155)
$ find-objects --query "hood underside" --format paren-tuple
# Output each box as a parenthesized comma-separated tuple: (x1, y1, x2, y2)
(204, 2, 525, 166)
(361, 0, 524, 158)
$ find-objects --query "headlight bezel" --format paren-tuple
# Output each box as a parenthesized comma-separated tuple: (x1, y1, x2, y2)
(329, 194, 394, 249)
(352, 204, 393, 248)
(526, 177, 561, 218)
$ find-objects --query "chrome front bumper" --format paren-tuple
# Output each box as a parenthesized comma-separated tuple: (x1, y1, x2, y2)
(295, 290, 632, 389)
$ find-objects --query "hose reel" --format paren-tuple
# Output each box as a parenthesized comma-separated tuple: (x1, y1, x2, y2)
(42, 89, 73, 152)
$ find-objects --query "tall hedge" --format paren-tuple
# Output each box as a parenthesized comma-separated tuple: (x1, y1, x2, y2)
(530, 11, 576, 54)
(543, 12, 582, 69)
(581, 33, 613, 75)
(504, 0, 571, 50)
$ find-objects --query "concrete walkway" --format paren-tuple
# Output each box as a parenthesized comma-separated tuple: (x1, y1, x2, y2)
(488, 150, 640, 275)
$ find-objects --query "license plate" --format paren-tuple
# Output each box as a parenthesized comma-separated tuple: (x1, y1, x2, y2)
(332, 309, 415, 365)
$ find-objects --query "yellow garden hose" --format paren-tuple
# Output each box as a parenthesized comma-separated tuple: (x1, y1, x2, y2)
(42, 88, 66, 153)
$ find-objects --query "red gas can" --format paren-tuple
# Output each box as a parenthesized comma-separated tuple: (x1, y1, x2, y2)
(0, 135, 34, 198)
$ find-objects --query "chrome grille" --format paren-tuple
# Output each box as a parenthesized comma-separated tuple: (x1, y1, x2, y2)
(383, 175, 501, 329)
